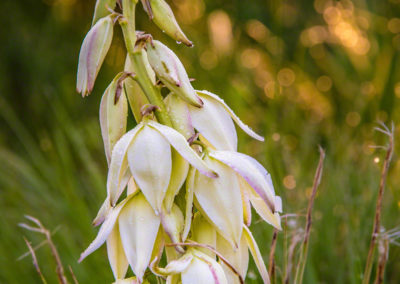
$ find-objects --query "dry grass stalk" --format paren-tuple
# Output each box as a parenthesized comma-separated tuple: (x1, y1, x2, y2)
(284, 232, 302, 284)
(374, 236, 389, 284)
(293, 146, 325, 284)
(363, 123, 394, 284)
(19, 215, 68, 284)
(23, 237, 48, 284)
(268, 229, 278, 283)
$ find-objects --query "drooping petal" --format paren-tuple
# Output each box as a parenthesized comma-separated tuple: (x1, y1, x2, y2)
(100, 73, 128, 164)
(247, 185, 282, 230)
(146, 40, 203, 107)
(79, 195, 132, 262)
(107, 223, 129, 280)
(77, 15, 114, 96)
(197, 90, 264, 141)
(118, 194, 161, 283)
(148, 121, 217, 178)
(182, 250, 227, 284)
(243, 226, 270, 284)
(92, 197, 111, 227)
(209, 150, 276, 212)
(127, 125, 171, 213)
(163, 149, 189, 212)
(108, 124, 143, 206)
(193, 156, 243, 247)
(188, 93, 237, 151)
(191, 213, 217, 258)
(155, 253, 193, 275)
(216, 232, 249, 284)
(182, 166, 195, 241)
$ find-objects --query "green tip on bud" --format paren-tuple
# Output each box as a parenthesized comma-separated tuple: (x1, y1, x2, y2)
(141, 0, 193, 47)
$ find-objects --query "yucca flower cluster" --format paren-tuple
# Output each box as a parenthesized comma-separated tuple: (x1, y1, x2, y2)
(76, 1, 282, 283)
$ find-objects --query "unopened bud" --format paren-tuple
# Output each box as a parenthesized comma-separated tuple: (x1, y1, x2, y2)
(92, 0, 117, 26)
(100, 72, 129, 164)
(146, 40, 203, 107)
(77, 15, 114, 96)
(142, 0, 192, 47)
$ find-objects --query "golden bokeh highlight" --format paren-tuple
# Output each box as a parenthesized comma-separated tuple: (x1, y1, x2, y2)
(283, 175, 297, 190)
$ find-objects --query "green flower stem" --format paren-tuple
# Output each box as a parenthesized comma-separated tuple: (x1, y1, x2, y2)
(120, 18, 172, 127)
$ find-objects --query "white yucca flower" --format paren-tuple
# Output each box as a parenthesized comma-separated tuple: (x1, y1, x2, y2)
(77, 1, 282, 283)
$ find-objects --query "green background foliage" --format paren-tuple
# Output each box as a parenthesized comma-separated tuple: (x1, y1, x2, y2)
(1, 0, 400, 283)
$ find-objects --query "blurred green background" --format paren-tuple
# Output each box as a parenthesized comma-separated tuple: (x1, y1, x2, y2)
(1, 0, 400, 283)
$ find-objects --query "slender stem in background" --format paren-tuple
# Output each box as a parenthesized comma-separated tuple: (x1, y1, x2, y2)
(363, 123, 394, 284)
(19, 216, 68, 284)
(284, 233, 302, 284)
(23, 237, 48, 284)
(294, 146, 325, 284)
(374, 237, 389, 284)
(269, 229, 278, 283)
(119, 19, 172, 127)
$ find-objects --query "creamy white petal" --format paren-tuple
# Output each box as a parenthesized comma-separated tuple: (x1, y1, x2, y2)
(118, 194, 161, 282)
(163, 149, 189, 212)
(107, 223, 129, 280)
(210, 150, 276, 212)
(188, 94, 237, 151)
(108, 124, 143, 206)
(182, 250, 227, 284)
(197, 90, 264, 141)
(127, 125, 172, 213)
(160, 204, 184, 248)
(194, 156, 243, 247)
(243, 226, 270, 284)
(148, 121, 217, 178)
(217, 232, 249, 284)
(79, 196, 132, 262)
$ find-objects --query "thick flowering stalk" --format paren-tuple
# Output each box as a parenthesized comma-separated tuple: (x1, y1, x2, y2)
(76, 1, 283, 283)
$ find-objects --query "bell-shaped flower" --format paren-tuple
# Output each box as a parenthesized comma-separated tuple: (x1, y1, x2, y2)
(107, 119, 217, 214)
(92, 0, 116, 25)
(152, 249, 227, 284)
(209, 150, 282, 230)
(141, 0, 192, 46)
(167, 90, 264, 151)
(79, 193, 161, 283)
(99, 72, 129, 164)
(77, 15, 114, 97)
(146, 40, 203, 107)
(193, 154, 243, 248)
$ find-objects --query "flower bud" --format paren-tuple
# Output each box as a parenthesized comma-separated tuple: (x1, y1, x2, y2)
(193, 155, 243, 248)
(142, 0, 192, 46)
(92, 0, 117, 25)
(100, 73, 128, 164)
(191, 213, 217, 258)
(160, 204, 184, 252)
(77, 15, 114, 97)
(146, 40, 203, 107)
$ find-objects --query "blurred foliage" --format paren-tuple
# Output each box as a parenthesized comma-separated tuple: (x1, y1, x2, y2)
(1, 0, 400, 283)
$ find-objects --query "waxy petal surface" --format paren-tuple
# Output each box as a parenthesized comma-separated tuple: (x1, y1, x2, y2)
(194, 156, 243, 247)
(127, 125, 172, 213)
(197, 90, 264, 141)
(188, 94, 237, 151)
(107, 223, 129, 280)
(210, 150, 276, 212)
(148, 121, 217, 178)
(118, 194, 161, 283)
